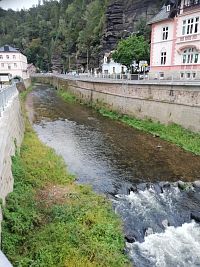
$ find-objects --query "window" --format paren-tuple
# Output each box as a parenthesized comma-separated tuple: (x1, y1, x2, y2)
(13, 55, 16, 59)
(1, 63, 4, 68)
(8, 64, 11, 70)
(162, 27, 169, 40)
(180, 72, 184, 79)
(159, 72, 164, 79)
(193, 72, 196, 79)
(113, 67, 115, 73)
(161, 52, 167, 65)
(0, 55, 3, 59)
(166, 5, 171, 12)
(187, 72, 191, 79)
(14, 63, 17, 68)
(182, 48, 199, 64)
(182, 17, 199, 35)
(6, 55, 9, 59)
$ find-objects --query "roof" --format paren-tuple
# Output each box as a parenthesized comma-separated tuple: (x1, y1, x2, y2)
(0, 45, 19, 53)
(148, 5, 171, 25)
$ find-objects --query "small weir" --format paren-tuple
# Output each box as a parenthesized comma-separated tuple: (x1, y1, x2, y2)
(27, 84, 200, 267)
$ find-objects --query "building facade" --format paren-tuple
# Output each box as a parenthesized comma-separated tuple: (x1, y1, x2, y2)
(0, 45, 29, 83)
(149, 0, 200, 80)
(102, 53, 128, 75)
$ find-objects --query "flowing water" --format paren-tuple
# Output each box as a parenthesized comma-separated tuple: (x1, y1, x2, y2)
(26, 84, 200, 267)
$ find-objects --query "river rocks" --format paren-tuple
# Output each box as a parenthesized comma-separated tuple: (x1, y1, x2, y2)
(192, 181, 200, 188)
(162, 219, 170, 228)
(191, 212, 200, 223)
(159, 182, 171, 191)
(178, 181, 186, 190)
(137, 183, 147, 191)
(145, 227, 154, 237)
(153, 183, 164, 194)
(129, 186, 137, 194)
(125, 234, 136, 243)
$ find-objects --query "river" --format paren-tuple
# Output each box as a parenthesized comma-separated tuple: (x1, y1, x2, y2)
(26, 84, 200, 267)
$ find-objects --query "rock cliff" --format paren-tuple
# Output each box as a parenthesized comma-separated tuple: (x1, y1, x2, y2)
(102, 0, 163, 53)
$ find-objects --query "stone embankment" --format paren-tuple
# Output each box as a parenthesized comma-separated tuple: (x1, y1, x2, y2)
(33, 75, 200, 133)
(0, 85, 24, 241)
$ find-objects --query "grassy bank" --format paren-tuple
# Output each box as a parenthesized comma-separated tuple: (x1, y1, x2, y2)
(58, 89, 200, 155)
(2, 90, 129, 267)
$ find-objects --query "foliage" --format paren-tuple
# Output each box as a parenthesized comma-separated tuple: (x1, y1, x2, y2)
(2, 91, 129, 267)
(135, 18, 151, 41)
(0, 0, 108, 72)
(58, 89, 77, 103)
(112, 35, 150, 69)
(98, 108, 200, 155)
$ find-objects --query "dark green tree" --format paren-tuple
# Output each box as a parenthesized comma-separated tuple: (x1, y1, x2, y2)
(112, 35, 150, 70)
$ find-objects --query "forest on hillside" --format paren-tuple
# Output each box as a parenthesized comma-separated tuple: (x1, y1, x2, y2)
(0, 0, 108, 72)
(0, 0, 162, 72)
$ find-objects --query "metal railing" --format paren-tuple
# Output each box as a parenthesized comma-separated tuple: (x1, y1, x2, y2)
(32, 73, 200, 85)
(0, 85, 18, 117)
(0, 250, 13, 267)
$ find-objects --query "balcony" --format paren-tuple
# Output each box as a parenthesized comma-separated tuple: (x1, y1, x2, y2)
(183, 0, 200, 11)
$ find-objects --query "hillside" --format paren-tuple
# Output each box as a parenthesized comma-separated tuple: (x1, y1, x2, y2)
(0, 0, 162, 72)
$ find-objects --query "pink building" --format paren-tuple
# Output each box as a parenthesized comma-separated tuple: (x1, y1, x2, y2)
(149, 0, 200, 80)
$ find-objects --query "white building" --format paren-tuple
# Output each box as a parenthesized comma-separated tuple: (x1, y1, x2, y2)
(0, 45, 29, 83)
(102, 53, 127, 74)
(102, 52, 148, 75)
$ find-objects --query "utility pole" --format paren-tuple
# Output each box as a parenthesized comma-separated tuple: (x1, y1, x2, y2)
(87, 49, 89, 73)
(68, 55, 71, 72)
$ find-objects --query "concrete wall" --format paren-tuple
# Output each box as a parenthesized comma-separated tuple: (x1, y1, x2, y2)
(33, 76, 200, 133)
(0, 91, 24, 241)
(23, 78, 31, 89)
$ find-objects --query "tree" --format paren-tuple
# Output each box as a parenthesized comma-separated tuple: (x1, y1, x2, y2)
(112, 35, 150, 71)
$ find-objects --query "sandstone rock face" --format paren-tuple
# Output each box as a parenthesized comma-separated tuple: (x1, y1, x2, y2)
(102, 0, 162, 53)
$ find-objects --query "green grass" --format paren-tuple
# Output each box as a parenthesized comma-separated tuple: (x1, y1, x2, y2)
(58, 89, 77, 103)
(58, 89, 200, 155)
(2, 90, 129, 267)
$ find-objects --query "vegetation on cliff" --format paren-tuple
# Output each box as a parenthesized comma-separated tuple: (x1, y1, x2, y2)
(0, 0, 162, 72)
(0, 0, 108, 72)
(1, 90, 130, 267)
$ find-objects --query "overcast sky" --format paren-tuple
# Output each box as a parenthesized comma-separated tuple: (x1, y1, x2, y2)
(0, 0, 43, 10)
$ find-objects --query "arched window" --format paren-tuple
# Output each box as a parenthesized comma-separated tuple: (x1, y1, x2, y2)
(182, 48, 199, 64)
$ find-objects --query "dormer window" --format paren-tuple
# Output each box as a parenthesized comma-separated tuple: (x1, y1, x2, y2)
(166, 5, 171, 12)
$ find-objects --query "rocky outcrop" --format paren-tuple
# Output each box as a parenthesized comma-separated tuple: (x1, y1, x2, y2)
(102, 0, 163, 53)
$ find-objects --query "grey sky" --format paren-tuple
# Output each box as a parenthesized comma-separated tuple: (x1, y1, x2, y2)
(0, 0, 42, 10)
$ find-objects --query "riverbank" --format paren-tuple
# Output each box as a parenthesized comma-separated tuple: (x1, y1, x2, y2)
(1, 89, 130, 267)
(58, 89, 200, 155)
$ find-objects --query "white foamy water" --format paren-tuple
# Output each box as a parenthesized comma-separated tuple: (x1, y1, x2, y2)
(128, 221, 200, 267)
(114, 186, 200, 266)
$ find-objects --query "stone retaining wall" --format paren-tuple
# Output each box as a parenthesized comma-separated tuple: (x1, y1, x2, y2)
(0, 93, 24, 241)
(33, 76, 200, 133)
